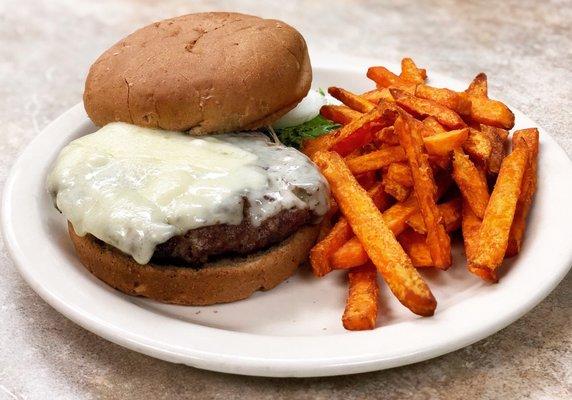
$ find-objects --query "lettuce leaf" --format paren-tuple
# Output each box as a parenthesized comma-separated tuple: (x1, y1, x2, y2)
(274, 115, 339, 149)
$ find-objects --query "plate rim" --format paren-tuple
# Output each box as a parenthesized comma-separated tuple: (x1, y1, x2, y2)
(3, 57, 572, 377)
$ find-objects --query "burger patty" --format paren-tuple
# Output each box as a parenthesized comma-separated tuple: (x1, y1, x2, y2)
(152, 208, 315, 267)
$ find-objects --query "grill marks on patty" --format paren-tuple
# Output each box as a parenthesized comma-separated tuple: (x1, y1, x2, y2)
(153, 208, 315, 267)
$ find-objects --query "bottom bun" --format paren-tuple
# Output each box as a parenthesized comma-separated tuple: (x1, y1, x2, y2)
(68, 222, 319, 305)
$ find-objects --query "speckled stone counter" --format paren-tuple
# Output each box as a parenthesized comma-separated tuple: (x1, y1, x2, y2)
(1, 0, 570, 398)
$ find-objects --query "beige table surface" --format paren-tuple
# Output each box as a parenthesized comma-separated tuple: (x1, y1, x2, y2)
(1, 0, 571, 398)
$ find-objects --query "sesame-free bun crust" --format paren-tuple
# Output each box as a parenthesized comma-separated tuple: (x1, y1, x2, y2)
(83, 12, 312, 134)
(69, 223, 319, 305)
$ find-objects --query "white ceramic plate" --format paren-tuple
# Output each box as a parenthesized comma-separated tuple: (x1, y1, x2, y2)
(3, 55, 572, 377)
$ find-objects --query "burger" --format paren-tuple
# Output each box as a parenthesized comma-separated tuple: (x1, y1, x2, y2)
(47, 12, 335, 305)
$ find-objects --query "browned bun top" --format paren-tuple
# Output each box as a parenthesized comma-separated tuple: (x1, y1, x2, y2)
(83, 12, 312, 134)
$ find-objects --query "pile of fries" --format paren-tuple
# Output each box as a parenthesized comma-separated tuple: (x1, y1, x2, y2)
(303, 58, 539, 331)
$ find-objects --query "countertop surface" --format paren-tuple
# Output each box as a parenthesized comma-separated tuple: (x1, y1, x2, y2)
(1, 0, 570, 398)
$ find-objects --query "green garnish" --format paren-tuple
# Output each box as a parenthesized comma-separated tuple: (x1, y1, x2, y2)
(274, 115, 339, 149)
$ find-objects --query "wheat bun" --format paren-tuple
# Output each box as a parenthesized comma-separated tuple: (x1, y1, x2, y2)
(83, 12, 312, 134)
(69, 223, 319, 305)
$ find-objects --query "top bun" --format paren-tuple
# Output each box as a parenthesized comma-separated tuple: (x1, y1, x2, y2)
(83, 12, 312, 134)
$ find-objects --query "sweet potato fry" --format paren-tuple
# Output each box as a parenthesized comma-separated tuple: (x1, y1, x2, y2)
(428, 154, 451, 171)
(395, 113, 452, 269)
(382, 194, 420, 234)
(416, 84, 471, 116)
(313, 151, 436, 316)
(346, 145, 406, 174)
(470, 142, 529, 272)
(461, 200, 479, 260)
(391, 89, 466, 129)
(329, 183, 392, 270)
(310, 217, 353, 277)
(367, 66, 417, 93)
(423, 116, 446, 136)
(398, 229, 434, 268)
(386, 172, 451, 237)
(331, 193, 426, 270)
(331, 106, 399, 156)
(368, 181, 393, 212)
(367, 66, 402, 87)
(356, 171, 377, 190)
(406, 198, 462, 234)
(452, 149, 490, 218)
(331, 198, 423, 269)
(328, 87, 377, 113)
(462, 200, 498, 282)
(492, 125, 509, 141)
(331, 237, 369, 269)
(376, 126, 400, 146)
(375, 124, 466, 161)
(463, 73, 514, 129)
(481, 124, 509, 175)
(506, 128, 539, 257)
(362, 88, 394, 103)
(345, 148, 363, 160)
(466, 72, 488, 97)
(320, 105, 362, 125)
(342, 264, 379, 330)
(301, 131, 337, 160)
(302, 104, 398, 158)
(400, 58, 426, 84)
(441, 198, 464, 234)
(423, 128, 469, 156)
(386, 163, 413, 187)
(464, 90, 515, 129)
(382, 175, 410, 201)
(326, 120, 384, 157)
(463, 128, 492, 165)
